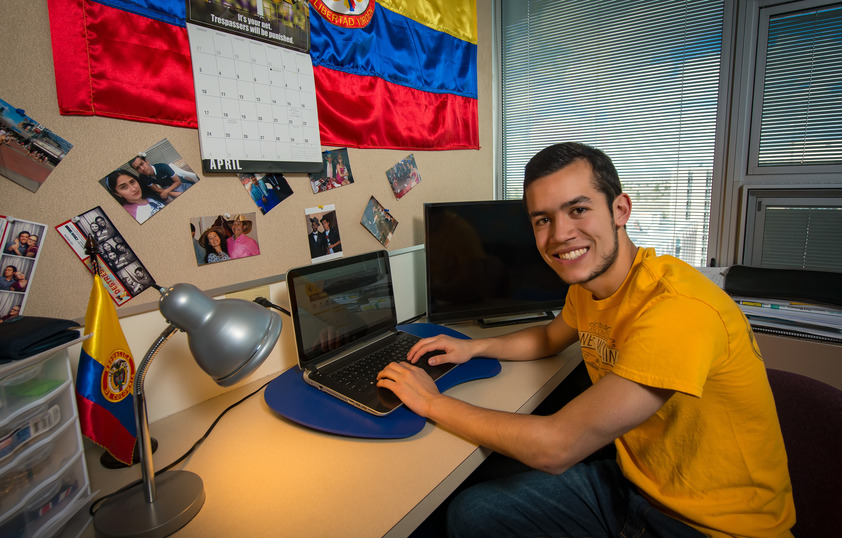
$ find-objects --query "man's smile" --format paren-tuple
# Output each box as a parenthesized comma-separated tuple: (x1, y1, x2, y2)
(556, 247, 589, 261)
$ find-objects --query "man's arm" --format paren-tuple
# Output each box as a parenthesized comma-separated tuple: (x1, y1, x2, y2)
(146, 182, 166, 197)
(158, 173, 182, 198)
(407, 315, 579, 366)
(377, 366, 671, 475)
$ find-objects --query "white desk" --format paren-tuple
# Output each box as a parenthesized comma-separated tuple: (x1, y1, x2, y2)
(83, 322, 581, 537)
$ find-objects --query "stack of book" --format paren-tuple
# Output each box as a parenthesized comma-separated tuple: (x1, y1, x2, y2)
(733, 296, 842, 343)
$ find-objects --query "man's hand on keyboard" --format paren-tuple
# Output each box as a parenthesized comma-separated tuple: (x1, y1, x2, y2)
(376, 361, 442, 417)
(406, 335, 475, 366)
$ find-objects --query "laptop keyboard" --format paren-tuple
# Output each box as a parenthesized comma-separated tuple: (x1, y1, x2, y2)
(323, 334, 418, 394)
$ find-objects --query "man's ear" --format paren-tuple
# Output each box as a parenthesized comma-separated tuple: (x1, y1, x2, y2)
(613, 193, 632, 227)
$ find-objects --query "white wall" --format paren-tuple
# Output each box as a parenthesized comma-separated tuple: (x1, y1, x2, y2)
(69, 247, 427, 424)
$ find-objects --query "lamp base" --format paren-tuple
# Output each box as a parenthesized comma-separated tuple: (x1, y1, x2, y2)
(93, 470, 205, 538)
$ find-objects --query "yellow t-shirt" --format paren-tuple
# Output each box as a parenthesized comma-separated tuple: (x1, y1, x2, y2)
(562, 248, 795, 537)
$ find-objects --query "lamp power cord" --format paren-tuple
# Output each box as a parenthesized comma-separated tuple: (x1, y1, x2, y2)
(88, 377, 272, 516)
(253, 296, 290, 317)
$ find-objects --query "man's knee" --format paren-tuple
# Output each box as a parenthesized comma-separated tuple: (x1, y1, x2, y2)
(445, 484, 506, 538)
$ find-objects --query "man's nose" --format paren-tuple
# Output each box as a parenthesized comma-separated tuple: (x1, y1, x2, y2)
(549, 217, 576, 243)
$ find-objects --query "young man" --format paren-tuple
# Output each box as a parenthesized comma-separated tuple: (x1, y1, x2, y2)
(129, 154, 186, 202)
(308, 218, 327, 259)
(4, 231, 30, 256)
(225, 214, 260, 259)
(0, 265, 17, 291)
(377, 143, 794, 537)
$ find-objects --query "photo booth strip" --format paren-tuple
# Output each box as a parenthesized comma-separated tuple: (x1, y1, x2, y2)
(0, 215, 48, 316)
(55, 206, 154, 306)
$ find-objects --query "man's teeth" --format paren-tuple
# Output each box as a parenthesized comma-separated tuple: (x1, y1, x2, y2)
(559, 248, 588, 260)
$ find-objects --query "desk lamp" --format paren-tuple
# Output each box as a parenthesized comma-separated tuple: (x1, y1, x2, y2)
(93, 283, 283, 538)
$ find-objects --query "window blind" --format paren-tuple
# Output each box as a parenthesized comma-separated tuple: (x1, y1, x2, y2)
(500, 0, 724, 267)
(758, 4, 842, 166)
(760, 207, 842, 270)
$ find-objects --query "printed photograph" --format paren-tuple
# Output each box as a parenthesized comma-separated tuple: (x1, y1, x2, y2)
(386, 153, 422, 200)
(99, 138, 200, 224)
(239, 172, 294, 215)
(304, 204, 342, 262)
(55, 207, 154, 305)
(0, 97, 73, 192)
(309, 148, 354, 194)
(190, 212, 261, 265)
(361, 196, 398, 248)
(1, 216, 48, 316)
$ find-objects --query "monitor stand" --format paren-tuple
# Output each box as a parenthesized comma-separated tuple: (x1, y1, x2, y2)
(477, 311, 555, 328)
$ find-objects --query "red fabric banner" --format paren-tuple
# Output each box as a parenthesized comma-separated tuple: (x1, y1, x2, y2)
(48, 0, 197, 128)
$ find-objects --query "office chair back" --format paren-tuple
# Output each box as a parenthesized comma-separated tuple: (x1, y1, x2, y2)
(766, 368, 842, 537)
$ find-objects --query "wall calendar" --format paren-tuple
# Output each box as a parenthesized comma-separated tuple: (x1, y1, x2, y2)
(186, 1, 322, 175)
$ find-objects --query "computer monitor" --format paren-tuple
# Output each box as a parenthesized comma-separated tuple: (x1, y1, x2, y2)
(424, 200, 568, 327)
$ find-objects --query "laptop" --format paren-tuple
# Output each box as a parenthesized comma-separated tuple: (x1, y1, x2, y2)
(286, 250, 456, 415)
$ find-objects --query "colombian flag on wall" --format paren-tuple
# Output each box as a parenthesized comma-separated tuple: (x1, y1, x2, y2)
(309, 0, 478, 149)
(47, 0, 478, 150)
(76, 274, 137, 466)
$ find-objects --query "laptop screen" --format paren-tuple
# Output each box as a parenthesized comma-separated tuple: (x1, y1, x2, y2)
(287, 251, 398, 367)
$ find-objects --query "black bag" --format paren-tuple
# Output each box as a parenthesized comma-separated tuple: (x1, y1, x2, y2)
(724, 265, 842, 307)
(0, 316, 81, 363)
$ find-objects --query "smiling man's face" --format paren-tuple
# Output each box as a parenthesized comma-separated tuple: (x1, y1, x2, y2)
(525, 159, 630, 297)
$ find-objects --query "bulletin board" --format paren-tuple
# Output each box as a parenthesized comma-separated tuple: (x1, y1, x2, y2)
(0, 1, 494, 322)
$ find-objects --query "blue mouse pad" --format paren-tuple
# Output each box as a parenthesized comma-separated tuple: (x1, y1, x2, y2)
(263, 323, 501, 439)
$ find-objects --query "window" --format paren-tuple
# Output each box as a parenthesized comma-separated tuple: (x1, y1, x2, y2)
(730, 0, 842, 271)
(743, 189, 842, 270)
(499, 0, 725, 267)
(751, 2, 842, 171)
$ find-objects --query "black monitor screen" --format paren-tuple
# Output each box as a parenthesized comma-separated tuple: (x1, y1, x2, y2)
(424, 200, 568, 326)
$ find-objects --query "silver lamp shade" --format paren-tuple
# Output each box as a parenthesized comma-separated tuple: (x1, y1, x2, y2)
(159, 283, 283, 386)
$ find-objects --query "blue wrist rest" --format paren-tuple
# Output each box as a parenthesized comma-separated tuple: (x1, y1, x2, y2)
(263, 323, 501, 439)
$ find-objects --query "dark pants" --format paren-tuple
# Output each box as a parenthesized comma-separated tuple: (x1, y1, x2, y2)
(446, 459, 705, 538)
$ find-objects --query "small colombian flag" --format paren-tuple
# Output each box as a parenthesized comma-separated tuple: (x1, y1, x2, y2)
(75, 274, 138, 466)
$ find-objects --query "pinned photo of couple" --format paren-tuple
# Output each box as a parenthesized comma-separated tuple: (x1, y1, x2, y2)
(190, 213, 261, 266)
(305, 205, 342, 262)
(309, 148, 354, 194)
(238, 172, 293, 215)
(99, 138, 200, 224)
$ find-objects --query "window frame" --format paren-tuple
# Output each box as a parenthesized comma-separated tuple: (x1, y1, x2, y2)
(721, 0, 842, 267)
(747, 0, 842, 176)
(742, 187, 842, 266)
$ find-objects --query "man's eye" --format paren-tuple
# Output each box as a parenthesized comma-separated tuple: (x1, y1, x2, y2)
(571, 207, 588, 216)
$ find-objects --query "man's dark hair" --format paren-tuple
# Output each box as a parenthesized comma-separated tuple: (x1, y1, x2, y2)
(129, 155, 149, 169)
(524, 142, 622, 207)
